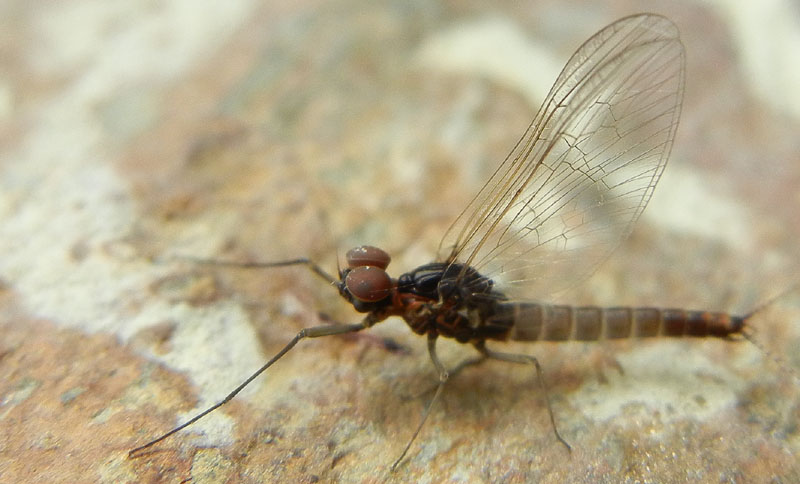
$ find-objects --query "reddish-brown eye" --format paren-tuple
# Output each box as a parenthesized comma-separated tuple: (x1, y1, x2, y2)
(345, 245, 391, 269)
(345, 266, 392, 302)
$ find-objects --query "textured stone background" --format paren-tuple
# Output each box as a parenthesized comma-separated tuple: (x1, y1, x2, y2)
(0, 1, 798, 483)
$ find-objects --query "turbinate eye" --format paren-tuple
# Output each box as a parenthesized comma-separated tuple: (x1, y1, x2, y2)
(346, 245, 391, 270)
(345, 266, 392, 302)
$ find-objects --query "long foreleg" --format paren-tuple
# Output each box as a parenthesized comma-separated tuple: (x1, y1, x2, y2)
(128, 320, 367, 458)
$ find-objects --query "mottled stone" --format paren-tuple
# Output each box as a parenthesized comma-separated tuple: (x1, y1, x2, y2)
(0, 1, 798, 483)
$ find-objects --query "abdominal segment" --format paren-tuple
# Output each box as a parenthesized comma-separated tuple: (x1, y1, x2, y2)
(486, 303, 744, 342)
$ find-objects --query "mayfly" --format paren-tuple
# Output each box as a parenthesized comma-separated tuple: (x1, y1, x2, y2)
(129, 14, 754, 468)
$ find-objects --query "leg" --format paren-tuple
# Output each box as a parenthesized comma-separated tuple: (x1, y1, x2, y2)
(403, 354, 487, 401)
(168, 255, 339, 285)
(129, 320, 367, 458)
(474, 341, 572, 453)
(449, 354, 488, 379)
(391, 334, 448, 471)
(318, 312, 411, 356)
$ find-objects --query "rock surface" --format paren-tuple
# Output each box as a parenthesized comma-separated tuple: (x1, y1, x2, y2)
(1, 1, 798, 483)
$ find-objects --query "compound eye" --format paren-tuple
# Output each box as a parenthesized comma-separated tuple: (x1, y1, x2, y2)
(345, 245, 391, 269)
(345, 266, 391, 302)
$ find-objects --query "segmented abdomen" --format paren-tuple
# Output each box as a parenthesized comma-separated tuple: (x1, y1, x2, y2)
(487, 303, 744, 342)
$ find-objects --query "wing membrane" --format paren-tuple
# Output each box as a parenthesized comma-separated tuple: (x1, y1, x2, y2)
(438, 14, 685, 297)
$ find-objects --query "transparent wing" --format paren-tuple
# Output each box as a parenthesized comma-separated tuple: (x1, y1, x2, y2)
(438, 14, 685, 297)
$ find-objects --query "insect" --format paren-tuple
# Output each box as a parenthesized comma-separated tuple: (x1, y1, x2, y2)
(129, 13, 760, 469)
